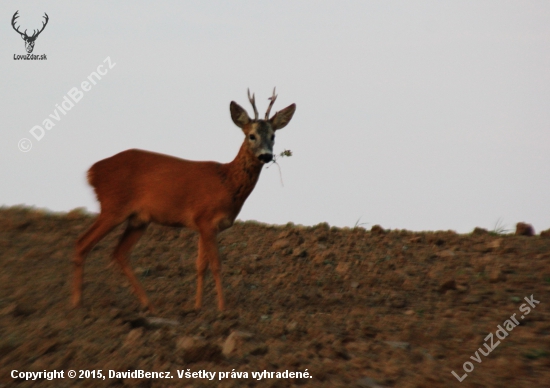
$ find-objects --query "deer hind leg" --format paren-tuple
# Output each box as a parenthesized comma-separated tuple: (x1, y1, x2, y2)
(112, 221, 152, 311)
(195, 230, 224, 311)
(72, 214, 121, 308)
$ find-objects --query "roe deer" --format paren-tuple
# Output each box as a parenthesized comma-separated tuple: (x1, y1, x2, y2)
(72, 88, 296, 312)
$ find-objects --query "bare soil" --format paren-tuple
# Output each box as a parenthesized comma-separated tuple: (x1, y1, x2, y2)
(1, 207, 549, 387)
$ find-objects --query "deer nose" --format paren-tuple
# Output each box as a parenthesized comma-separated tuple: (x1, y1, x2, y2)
(258, 153, 273, 163)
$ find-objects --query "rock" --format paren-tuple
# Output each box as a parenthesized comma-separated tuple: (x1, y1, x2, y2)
(272, 239, 291, 250)
(241, 263, 257, 274)
(436, 250, 455, 258)
(443, 309, 454, 318)
(390, 299, 406, 308)
(357, 376, 386, 388)
(182, 342, 222, 363)
(314, 222, 330, 231)
(351, 281, 360, 289)
(249, 344, 268, 356)
(145, 317, 180, 328)
(12, 302, 36, 317)
(387, 293, 406, 308)
(384, 341, 410, 350)
(292, 247, 307, 258)
(277, 230, 292, 239)
(65, 207, 89, 220)
(33, 339, 59, 358)
(222, 330, 254, 357)
(176, 336, 204, 351)
(123, 328, 143, 348)
(464, 295, 481, 304)
(401, 278, 416, 291)
(488, 267, 506, 283)
(286, 321, 299, 332)
(361, 324, 379, 338)
(312, 250, 336, 265)
(472, 227, 489, 235)
(370, 225, 386, 235)
(108, 308, 121, 319)
(472, 254, 495, 272)
(332, 345, 351, 360)
(515, 222, 534, 236)
(438, 279, 457, 293)
(221, 330, 268, 357)
(486, 238, 503, 250)
(134, 266, 147, 276)
(175, 334, 222, 363)
(247, 254, 261, 261)
(0, 303, 16, 316)
(126, 316, 180, 329)
(335, 262, 350, 274)
(427, 263, 445, 279)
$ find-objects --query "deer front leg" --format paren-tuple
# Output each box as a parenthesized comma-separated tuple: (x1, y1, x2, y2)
(195, 230, 224, 311)
(113, 222, 152, 312)
(72, 214, 120, 308)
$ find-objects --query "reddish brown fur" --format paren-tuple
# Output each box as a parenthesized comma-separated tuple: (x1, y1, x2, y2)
(89, 145, 262, 230)
(72, 93, 296, 312)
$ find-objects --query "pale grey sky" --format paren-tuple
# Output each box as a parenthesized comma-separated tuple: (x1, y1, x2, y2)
(2, 1, 550, 233)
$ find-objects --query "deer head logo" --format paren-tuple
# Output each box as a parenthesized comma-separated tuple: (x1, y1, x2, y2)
(11, 11, 49, 53)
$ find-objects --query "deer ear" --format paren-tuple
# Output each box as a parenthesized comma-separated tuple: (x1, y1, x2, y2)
(230, 101, 250, 129)
(270, 104, 296, 130)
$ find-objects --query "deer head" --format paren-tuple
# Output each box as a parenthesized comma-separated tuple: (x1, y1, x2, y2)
(12, 11, 49, 53)
(230, 88, 296, 163)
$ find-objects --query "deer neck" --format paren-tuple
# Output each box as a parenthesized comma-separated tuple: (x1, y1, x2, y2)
(225, 142, 264, 206)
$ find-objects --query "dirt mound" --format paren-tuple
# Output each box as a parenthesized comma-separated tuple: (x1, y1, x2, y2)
(1, 207, 549, 387)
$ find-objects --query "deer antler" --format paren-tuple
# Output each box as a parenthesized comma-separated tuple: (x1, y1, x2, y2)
(11, 11, 24, 37)
(11, 11, 49, 39)
(265, 87, 278, 120)
(30, 13, 49, 39)
(247, 88, 259, 121)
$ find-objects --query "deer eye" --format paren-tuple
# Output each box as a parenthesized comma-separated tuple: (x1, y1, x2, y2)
(249, 134, 256, 141)
(271, 135, 275, 141)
